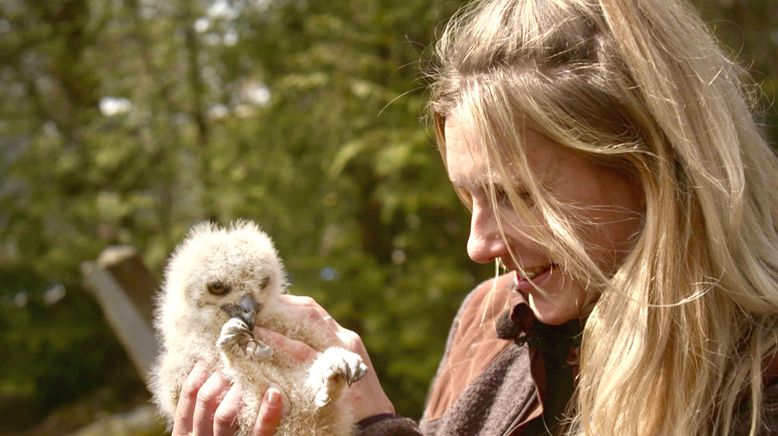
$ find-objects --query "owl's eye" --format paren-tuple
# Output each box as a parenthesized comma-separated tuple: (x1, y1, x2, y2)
(207, 281, 231, 296)
(259, 276, 270, 289)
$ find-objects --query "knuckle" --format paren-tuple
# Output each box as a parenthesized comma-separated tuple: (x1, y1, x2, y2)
(299, 304, 324, 320)
(298, 296, 317, 307)
(196, 379, 223, 409)
(195, 395, 215, 413)
(339, 329, 362, 347)
(214, 408, 235, 429)
(291, 342, 313, 360)
(181, 378, 202, 401)
(259, 411, 274, 426)
(292, 296, 329, 321)
(307, 307, 323, 320)
(181, 385, 198, 402)
(258, 407, 279, 427)
(196, 391, 217, 411)
(254, 424, 272, 436)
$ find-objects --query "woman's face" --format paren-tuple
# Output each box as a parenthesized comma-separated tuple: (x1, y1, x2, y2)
(445, 112, 644, 325)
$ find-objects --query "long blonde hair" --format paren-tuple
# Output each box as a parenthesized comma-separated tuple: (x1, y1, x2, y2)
(428, 0, 778, 434)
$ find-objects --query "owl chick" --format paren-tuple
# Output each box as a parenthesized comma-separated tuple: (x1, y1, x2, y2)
(149, 221, 367, 435)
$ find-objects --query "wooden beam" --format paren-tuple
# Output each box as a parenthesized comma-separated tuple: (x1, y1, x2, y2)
(81, 246, 159, 381)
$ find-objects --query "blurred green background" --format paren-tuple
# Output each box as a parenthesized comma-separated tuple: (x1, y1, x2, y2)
(0, 0, 775, 434)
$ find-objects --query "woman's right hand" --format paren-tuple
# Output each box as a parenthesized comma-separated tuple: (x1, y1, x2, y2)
(171, 360, 284, 436)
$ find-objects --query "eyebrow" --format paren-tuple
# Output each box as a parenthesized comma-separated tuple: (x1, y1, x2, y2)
(450, 175, 527, 193)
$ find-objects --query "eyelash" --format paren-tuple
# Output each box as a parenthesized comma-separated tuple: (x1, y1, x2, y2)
(454, 186, 533, 210)
(494, 186, 533, 207)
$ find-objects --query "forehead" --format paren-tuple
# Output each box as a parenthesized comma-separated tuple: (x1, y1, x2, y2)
(444, 111, 557, 187)
(444, 113, 484, 184)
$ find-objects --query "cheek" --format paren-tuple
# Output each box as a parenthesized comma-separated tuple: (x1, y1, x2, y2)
(577, 183, 644, 270)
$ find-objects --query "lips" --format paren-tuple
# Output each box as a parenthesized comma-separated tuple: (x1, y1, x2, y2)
(514, 264, 555, 292)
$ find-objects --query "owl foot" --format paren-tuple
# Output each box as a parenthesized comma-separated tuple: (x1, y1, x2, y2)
(217, 317, 272, 360)
(307, 347, 368, 408)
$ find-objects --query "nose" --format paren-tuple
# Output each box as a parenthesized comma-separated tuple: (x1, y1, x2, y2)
(467, 198, 509, 264)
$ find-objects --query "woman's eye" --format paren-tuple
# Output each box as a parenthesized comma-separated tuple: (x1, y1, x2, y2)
(494, 187, 509, 205)
(493, 187, 533, 207)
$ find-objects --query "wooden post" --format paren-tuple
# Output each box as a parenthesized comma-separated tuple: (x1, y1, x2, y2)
(81, 246, 159, 381)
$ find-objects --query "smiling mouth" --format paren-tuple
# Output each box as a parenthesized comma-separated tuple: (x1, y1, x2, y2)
(512, 264, 556, 292)
(520, 264, 554, 280)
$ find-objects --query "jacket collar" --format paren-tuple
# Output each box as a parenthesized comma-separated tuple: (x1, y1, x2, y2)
(495, 279, 584, 365)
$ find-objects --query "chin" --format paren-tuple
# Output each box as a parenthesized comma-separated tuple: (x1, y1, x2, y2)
(527, 293, 580, 326)
(524, 271, 590, 326)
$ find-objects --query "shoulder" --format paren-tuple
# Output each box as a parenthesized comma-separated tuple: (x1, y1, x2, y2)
(422, 273, 526, 426)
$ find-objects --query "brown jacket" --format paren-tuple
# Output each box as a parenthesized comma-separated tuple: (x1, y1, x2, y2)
(356, 274, 778, 435)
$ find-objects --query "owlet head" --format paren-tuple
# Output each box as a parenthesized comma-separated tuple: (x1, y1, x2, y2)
(164, 220, 288, 329)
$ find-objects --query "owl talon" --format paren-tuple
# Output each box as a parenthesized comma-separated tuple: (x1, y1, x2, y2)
(246, 338, 273, 360)
(218, 317, 255, 358)
(347, 361, 368, 387)
(307, 347, 368, 409)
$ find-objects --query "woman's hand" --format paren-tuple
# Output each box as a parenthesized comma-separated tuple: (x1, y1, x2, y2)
(255, 294, 396, 422)
(172, 360, 284, 436)
(170, 294, 395, 435)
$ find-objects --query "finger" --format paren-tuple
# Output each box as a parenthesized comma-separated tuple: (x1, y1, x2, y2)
(173, 360, 210, 435)
(265, 295, 363, 354)
(192, 371, 230, 436)
(335, 328, 368, 357)
(275, 295, 340, 329)
(274, 295, 344, 338)
(252, 387, 283, 436)
(254, 327, 318, 361)
(213, 382, 242, 436)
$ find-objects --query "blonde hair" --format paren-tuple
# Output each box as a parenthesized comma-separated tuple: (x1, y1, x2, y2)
(428, 0, 778, 435)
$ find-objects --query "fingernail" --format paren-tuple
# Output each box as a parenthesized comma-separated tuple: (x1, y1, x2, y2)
(267, 388, 281, 406)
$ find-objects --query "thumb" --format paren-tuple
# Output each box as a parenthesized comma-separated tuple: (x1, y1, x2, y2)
(252, 387, 284, 436)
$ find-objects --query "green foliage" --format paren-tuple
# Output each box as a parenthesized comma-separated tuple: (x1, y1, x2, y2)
(0, 0, 775, 429)
(0, 265, 144, 432)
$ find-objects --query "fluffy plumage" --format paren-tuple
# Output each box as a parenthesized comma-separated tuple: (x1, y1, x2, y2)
(149, 221, 366, 435)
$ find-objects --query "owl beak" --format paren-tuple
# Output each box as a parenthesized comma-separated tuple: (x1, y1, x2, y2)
(219, 294, 261, 330)
(236, 293, 259, 330)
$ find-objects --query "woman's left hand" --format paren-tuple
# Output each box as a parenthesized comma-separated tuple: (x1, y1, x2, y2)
(254, 294, 396, 423)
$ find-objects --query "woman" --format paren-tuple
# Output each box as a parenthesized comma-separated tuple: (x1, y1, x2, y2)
(173, 0, 778, 434)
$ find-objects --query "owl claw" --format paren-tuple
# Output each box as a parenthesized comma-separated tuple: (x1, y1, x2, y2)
(347, 361, 368, 387)
(307, 348, 368, 408)
(218, 317, 269, 360)
(246, 338, 273, 360)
